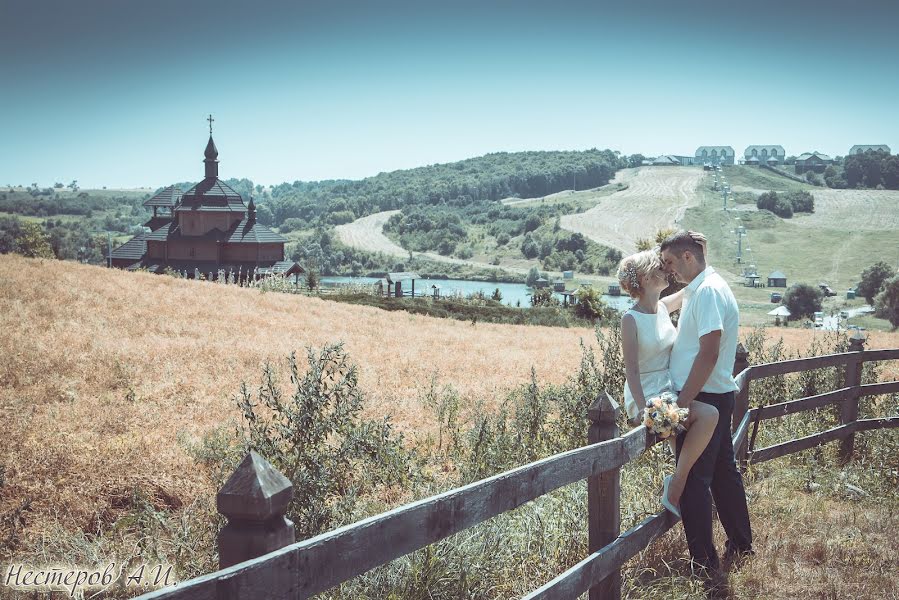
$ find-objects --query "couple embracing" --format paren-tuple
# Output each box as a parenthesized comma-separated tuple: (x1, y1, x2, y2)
(617, 230, 753, 574)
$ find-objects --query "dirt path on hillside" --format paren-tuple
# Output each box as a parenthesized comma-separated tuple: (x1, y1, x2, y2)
(335, 210, 541, 276)
(558, 167, 705, 254)
(335, 211, 408, 258)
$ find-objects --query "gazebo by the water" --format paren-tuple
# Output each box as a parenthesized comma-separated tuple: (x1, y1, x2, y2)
(386, 272, 420, 298)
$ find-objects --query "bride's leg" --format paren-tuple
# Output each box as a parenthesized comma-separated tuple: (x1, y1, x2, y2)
(667, 402, 718, 508)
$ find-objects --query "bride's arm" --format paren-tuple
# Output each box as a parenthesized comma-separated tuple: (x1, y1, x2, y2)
(660, 288, 685, 313)
(621, 314, 646, 413)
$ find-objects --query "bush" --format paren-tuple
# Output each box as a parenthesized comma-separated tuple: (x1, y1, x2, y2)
(783, 283, 823, 319)
(574, 286, 606, 321)
(525, 266, 542, 288)
(757, 191, 779, 212)
(496, 232, 510, 246)
(530, 287, 558, 307)
(874, 274, 899, 328)
(857, 261, 895, 304)
(235, 345, 411, 540)
(773, 196, 794, 218)
(786, 190, 815, 213)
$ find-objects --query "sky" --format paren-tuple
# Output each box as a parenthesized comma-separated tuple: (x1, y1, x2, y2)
(2, 0, 898, 189)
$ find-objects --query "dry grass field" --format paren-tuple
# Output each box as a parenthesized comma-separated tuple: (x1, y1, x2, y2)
(0, 254, 604, 540)
(1, 253, 897, 598)
(798, 188, 899, 230)
(559, 166, 706, 254)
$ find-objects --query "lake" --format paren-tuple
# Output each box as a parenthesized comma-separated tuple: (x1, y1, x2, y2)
(320, 276, 635, 311)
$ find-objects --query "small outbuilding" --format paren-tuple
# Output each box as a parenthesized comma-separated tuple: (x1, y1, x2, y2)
(534, 277, 549, 289)
(767, 271, 787, 288)
(386, 272, 421, 297)
(552, 280, 566, 292)
(608, 284, 621, 296)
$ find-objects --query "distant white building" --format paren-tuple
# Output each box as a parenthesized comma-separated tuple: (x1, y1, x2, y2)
(744, 145, 785, 165)
(849, 144, 890, 155)
(695, 146, 735, 166)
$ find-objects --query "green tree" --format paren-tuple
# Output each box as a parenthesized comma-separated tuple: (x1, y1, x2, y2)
(857, 261, 895, 304)
(523, 213, 542, 233)
(874, 274, 899, 329)
(525, 266, 542, 287)
(530, 287, 557, 307)
(491, 288, 503, 302)
(15, 222, 55, 258)
(783, 283, 823, 319)
(574, 286, 606, 321)
(305, 269, 319, 291)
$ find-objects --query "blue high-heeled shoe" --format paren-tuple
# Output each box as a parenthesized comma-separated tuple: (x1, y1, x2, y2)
(662, 475, 682, 520)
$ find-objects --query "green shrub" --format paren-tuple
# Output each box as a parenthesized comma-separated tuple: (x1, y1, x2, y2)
(235, 344, 412, 540)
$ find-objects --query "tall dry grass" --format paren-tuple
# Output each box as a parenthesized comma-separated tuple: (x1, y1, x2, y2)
(0, 254, 602, 548)
(1, 253, 897, 598)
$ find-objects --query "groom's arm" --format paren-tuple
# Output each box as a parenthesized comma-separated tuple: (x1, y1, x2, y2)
(677, 330, 720, 408)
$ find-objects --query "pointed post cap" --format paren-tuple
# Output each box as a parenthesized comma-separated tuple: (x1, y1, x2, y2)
(735, 342, 748, 359)
(588, 391, 620, 424)
(217, 451, 293, 521)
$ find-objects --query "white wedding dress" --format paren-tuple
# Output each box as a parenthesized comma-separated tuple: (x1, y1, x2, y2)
(623, 302, 678, 421)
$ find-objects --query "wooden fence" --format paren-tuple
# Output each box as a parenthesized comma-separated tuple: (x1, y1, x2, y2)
(138, 338, 899, 600)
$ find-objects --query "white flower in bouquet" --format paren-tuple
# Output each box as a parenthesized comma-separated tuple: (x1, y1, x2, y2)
(643, 391, 689, 439)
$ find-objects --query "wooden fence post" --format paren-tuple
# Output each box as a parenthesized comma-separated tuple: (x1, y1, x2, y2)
(732, 342, 750, 433)
(839, 331, 866, 462)
(217, 451, 296, 569)
(587, 392, 621, 600)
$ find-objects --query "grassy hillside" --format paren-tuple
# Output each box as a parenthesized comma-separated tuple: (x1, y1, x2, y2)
(2, 254, 897, 598)
(682, 167, 899, 329)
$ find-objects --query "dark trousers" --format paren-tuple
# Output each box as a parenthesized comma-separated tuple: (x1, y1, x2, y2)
(675, 390, 753, 571)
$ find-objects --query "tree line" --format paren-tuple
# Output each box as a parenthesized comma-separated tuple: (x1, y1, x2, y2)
(258, 149, 623, 232)
(823, 150, 899, 190)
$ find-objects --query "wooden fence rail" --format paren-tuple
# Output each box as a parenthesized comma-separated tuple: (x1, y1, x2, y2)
(138, 339, 898, 600)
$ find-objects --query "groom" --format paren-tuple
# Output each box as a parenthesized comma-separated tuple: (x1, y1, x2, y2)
(659, 230, 753, 574)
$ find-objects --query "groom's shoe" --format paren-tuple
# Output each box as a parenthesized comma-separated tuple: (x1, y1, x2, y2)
(722, 546, 755, 570)
(662, 475, 682, 520)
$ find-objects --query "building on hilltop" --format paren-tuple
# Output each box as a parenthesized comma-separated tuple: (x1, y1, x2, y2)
(794, 151, 833, 174)
(110, 120, 303, 282)
(849, 144, 890, 155)
(694, 146, 735, 166)
(743, 145, 785, 166)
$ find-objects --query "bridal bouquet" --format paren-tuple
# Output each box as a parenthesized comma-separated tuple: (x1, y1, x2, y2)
(643, 391, 689, 439)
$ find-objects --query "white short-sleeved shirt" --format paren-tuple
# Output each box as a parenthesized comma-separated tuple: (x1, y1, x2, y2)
(669, 266, 739, 394)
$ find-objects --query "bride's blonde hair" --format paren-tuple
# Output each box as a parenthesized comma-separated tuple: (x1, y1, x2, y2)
(616, 249, 662, 299)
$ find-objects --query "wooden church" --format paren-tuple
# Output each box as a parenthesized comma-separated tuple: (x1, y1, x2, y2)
(111, 120, 302, 281)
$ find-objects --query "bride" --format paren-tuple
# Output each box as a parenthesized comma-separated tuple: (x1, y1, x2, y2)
(617, 238, 719, 518)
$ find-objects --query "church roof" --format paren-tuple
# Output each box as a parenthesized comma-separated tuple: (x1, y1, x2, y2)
(226, 218, 288, 243)
(143, 216, 172, 230)
(143, 218, 287, 244)
(110, 233, 148, 261)
(143, 186, 182, 207)
(205, 136, 218, 160)
(178, 177, 245, 207)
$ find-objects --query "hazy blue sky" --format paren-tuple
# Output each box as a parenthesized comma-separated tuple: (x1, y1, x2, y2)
(2, 0, 897, 189)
